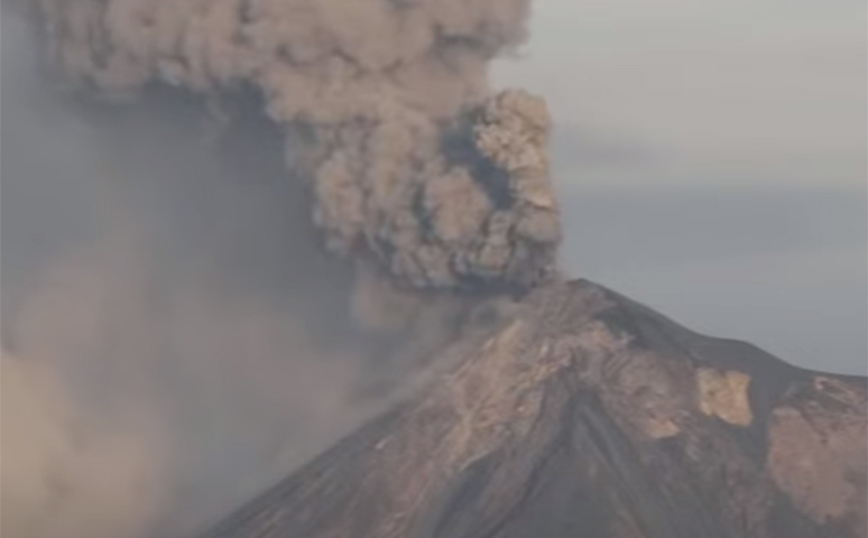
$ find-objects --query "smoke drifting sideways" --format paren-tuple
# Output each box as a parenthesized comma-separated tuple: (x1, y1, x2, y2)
(1, 0, 561, 537)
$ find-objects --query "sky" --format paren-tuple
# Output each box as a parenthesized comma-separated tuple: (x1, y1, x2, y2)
(494, 0, 867, 374)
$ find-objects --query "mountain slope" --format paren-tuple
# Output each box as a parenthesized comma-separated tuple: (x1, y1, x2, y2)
(199, 279, 867, 538)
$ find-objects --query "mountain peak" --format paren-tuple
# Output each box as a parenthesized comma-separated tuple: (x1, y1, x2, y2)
(200, 280, 867, 538)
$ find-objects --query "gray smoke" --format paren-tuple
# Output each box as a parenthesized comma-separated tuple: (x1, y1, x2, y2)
(2, 1, 559, 536)
(34, 0, 561, 290)
(0, 23, 386, 532)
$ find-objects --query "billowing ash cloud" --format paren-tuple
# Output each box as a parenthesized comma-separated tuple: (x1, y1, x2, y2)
(35, 0, 561, 290)
(2, 1, 561, 537)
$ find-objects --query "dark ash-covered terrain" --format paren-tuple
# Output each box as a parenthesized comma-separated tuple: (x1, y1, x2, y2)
(199, 279, 867, 538)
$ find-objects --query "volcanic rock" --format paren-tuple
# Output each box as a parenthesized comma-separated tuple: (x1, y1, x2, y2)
(198, 279, 868, 538)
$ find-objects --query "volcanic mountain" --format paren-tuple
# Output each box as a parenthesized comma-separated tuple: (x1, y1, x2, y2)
(198, 279, 867, 538)
(13, 0, 866, 535)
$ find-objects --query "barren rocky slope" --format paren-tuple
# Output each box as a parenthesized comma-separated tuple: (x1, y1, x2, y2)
(199, 279, 867, 538)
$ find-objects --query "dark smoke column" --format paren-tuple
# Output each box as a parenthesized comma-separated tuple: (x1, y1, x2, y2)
(33, 0, 561, 291)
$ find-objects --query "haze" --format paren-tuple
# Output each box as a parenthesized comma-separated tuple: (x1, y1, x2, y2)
(495, 0, 867, 374)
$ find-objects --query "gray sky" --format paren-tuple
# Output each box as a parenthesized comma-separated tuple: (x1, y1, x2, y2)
(494, 0, 867, 374)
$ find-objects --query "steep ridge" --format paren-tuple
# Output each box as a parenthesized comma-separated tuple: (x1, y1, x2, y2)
(198, 279, 868, 538)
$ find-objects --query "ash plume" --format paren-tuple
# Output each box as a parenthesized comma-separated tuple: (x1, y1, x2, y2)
(33, 0, 561, 291)
(2, 0, 561, 537)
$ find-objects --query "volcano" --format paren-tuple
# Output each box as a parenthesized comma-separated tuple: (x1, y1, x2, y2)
(8, 0, 865, 535)
(197, 279, 867, 538)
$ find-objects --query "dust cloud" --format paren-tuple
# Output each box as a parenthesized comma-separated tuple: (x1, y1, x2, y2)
(1, 346, 167, 538)
(1, 0, 560, 536)
(35, 0, 561, 290)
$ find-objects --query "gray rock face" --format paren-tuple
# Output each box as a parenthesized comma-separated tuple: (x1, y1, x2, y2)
(198, 280, 867, 538)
